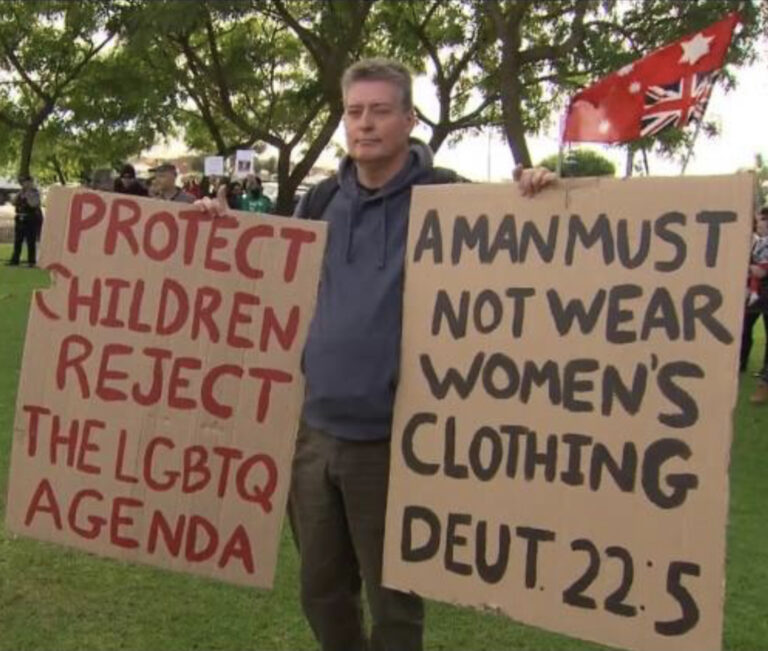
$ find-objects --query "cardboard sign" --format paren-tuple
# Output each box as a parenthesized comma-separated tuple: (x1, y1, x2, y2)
(383, 175, 753, 651)
(234, 150, 255, 178)
(204, 156, 225, 177)
(5, 187, 326, 588)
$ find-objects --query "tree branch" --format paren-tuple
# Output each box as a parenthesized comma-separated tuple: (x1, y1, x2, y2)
(270, 0, 323, 63)
(288, 104, 344, 186)
(56, 31, 116, 94)
(452, 92, 499, 128)
(520, 0, 589, 63)
(415, 106, 436, 128)
(444, 30, 485, 91)
(287, 98, 325, 149)
(0, 36, 50, 101)
(406, 1, 445, 86)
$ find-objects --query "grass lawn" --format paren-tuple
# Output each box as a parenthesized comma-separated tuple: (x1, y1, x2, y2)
(0, 241, 766, 651)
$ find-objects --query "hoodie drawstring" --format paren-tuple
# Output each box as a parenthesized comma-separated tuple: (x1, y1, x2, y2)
(345, 195, 359, 263)
(378, 198, 389, 269)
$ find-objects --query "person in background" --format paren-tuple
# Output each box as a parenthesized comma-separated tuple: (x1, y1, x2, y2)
(744, 206, 768, 404)
(113, 163, 148, 197)
(225, 179, 243, 209)
(148, 163, 195, 203)
(199, 176, 212, 199)
(740, 207, 768, 373)
(206, 175, 228, 200)
(8, 175, 43, 267)
(90, 168, 115, 192)
(240, 175, 273, 213)
(747, 206, 768, 307)
(183, 176, 203, 199)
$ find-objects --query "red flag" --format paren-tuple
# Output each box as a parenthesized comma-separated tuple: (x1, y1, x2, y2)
(563, 12, 739, 143)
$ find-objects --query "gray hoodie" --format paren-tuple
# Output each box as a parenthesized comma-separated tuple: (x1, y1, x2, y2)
(298, 140, 437, 440)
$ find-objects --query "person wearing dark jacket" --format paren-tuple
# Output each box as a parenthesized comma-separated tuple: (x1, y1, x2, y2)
(113, 163, 148, 196)
(290, 59, 554, 651)
(195, 58, 554, 651)
(8, 175, 43, 267)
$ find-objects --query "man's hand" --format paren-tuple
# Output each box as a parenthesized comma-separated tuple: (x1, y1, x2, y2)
(193, 183, 228, 217)
(513, 164, 557, 197)
(749, 264, 768, 279)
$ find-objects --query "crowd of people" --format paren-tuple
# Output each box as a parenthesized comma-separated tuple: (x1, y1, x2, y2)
(110, 161, 273, 213)
(4, 161, 274, 269)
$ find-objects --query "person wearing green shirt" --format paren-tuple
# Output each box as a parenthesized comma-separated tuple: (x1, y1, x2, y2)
(240, 175, 273, 214)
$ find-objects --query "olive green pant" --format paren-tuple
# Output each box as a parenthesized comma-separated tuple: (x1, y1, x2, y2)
(289, 424, 424, 651)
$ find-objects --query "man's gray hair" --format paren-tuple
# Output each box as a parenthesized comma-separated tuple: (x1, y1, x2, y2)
(341, 58, 414, 112)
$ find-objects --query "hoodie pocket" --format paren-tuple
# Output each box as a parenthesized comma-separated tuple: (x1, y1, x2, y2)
(304, 334, 398, 406)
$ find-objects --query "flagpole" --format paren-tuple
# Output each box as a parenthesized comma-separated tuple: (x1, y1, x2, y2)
(680, 116, 703, 175)
(557, 110, 566, 177)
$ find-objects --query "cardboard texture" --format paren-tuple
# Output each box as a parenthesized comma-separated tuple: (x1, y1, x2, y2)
(383, 175, 753, 651)
(5, 187, 326, 588)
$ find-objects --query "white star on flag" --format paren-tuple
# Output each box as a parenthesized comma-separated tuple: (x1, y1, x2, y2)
(679, 32, 714, 65)
(598, 120, 611, 134)
(618, 64, 634, 76)
(629, 81, 641, 94)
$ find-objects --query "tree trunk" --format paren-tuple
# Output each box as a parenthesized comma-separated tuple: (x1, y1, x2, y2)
(18, 104, 52, 179)
(18, 124, 38, 179)
(428, 125, 450, 155)
(498, 69, 531, 167)
(275, 145, 296, 216)
(487, 2, 531, 169)
(50, 155, 67, 185)
(625, 147, 634, 178)
(279, 104, 345, 216)
(289, 105, 343, 187)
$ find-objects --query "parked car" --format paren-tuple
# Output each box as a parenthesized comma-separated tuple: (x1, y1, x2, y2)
(0, 177, 21, 205)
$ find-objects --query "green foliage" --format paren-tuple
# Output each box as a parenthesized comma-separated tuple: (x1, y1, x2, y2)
(480, 0, 763, 166)
(121, 0, 374, 213)
(373, 1, 500, 152)
(32, 47, 177, 183)
(0, 0, 764, 188)
(0, 1, 121, 176)
(540, 148, 616, 177)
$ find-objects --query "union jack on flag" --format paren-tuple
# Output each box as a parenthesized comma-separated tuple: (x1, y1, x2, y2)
(640, 71, 718, 137)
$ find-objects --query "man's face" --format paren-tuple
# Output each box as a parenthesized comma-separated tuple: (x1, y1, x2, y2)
(343, 80, 415, 164)
(156, 170, 176, 192)
(757, 212, 768, 237)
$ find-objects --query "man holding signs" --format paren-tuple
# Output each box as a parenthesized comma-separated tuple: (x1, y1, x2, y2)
(198, 58, 553, 651)
(7, 47, 748, 651)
